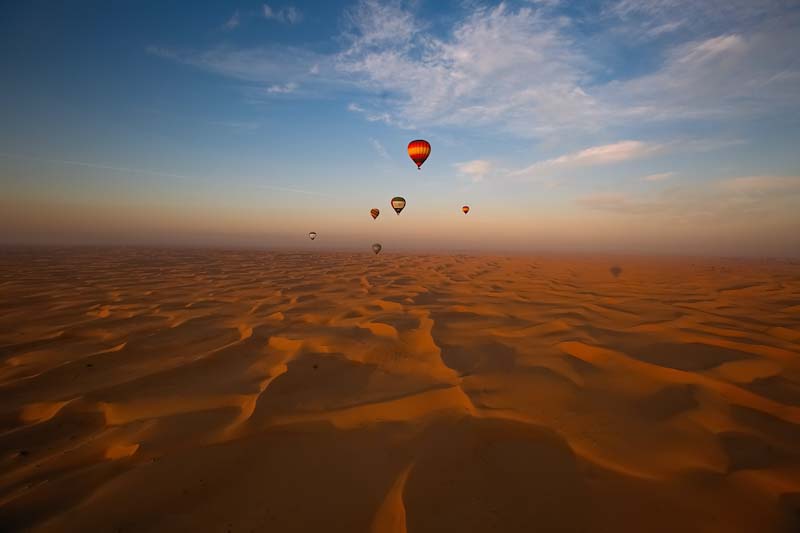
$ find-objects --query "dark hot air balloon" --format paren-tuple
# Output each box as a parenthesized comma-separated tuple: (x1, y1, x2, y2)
(391, 197, 406, 214)
(407, 140, 431, 170)
(309, 232, 317, 240)
(370, 208, 380, 220)
(462, 205, 470, 214)
(372, 243, 382, 255)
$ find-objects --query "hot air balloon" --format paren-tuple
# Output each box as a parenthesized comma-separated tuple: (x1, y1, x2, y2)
(391, 197, 406, 215)
(370, 208, 380, 220)
(309, 232, 317, 240)
(407, 140, 431, 170)
(372, 243, 382, 255)
(462, 205, 470, 215)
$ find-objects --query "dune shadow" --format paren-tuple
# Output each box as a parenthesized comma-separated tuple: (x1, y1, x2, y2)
(439, 342, 518, 376)
(742, 375, 800, 407)
(638, 384, 698, 421)
(630, 342, 752, 371)
(404, 416, 587, 533)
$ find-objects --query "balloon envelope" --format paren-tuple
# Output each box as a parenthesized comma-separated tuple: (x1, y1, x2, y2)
(462, 205, 470, 214)
(372, 243, 382, 255)
(370, 208, 380, 220)
(309, 232, 317, 240)
(391, 196, 406, 214)
(407, 140, 431, 169)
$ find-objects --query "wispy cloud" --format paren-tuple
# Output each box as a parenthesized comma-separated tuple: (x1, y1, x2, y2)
(641, 172, 674, 182)
(455, 160, 492, 183)
(576, 175, 800, 222)
(222, 10, 241, 31)
(510, 141, 663, 181)
(577, 192, 657, 214)
(0, 152, 332, 198)
(263, 4, 302, 24)
(266, 82, 298, 94)
(346, 102, 414, 129)
(336, 2, 592, 137)
(721, 175, 800, 194)
(151, 0, 800, 140)
(253, 184, 335, 197)
(0, 152, 192, 181)
(369, 138, 390, 159)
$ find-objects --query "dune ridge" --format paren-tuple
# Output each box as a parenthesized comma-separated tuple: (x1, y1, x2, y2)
(0, 248, 799, 532)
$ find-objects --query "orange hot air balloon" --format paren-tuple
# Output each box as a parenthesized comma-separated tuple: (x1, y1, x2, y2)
(370, 208, 380, 220)
(408, 139, 431, 169)
(462, 205, 470, 215)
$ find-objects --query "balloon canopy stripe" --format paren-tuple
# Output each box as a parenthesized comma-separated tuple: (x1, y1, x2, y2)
(407, 139, 431, 168)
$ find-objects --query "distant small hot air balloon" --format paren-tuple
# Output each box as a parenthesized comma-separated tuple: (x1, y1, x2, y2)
(370, 208, 380, 220)
(407, 140, 431, 170)
(391, 197, 406, 215)
(309, 232, 317, 240)
(462, 205, 470, 214)
(372, 243, 382, 255)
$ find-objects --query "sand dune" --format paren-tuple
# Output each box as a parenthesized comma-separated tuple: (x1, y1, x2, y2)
(1, 248, 799, 532)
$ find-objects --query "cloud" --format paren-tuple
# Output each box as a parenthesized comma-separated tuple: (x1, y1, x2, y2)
(341, 0, 418, 51)
(455, 160, 492, 182)
(148, 45, 321, 83)
(576, 175, 800, 226)
(369, 138, 390, 159)
(0, 152, 192, 182)
(206, 120, 260, 131)
(266, 82, 298, 94)
(263, 4, 302, 24)
(641, 172, 674, 182)
(346, 102, 414, 129)
(336, 2, 596, 137)
(602, 27, 800, 122)
(721, 175, 800, 194)
(576, 192, 658, 214)
(151, 0, 800, 140)
(335, 0, 799, 136)
(510, 141, 663, 181)
(222, 10, 241, 31)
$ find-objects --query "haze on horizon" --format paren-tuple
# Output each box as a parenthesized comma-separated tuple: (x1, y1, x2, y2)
(2, 0, 799, 257)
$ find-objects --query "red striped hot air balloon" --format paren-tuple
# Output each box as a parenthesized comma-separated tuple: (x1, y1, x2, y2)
(370, 208, 380, 220)
(462, 205, 470, 214)
(407, 139, 431, 170)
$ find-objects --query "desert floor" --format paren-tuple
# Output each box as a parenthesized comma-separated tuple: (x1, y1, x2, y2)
(1, 248, 799, 532)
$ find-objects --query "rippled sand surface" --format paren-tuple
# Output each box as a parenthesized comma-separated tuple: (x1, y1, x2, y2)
(1, 248, 799, 532)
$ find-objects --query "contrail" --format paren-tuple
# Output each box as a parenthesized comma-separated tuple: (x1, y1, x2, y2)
(0, 152, 334, 197)
(0, 151, 192, 181)
(254, 184, 335, 197)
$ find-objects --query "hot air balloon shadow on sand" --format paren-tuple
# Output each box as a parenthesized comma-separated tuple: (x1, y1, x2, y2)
(462, 205, 470, 214)
(372, 243, 382, 255)
(391, 197, 406, 214)
(309, 232, 317, 240)
(407, 140, 430, 170)
(370, 208, 380, 220)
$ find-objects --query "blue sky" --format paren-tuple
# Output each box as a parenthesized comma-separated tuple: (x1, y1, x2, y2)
(1, 0, 799, 255)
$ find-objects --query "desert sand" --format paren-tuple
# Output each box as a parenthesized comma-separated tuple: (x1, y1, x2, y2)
(1, 247, 799, 532)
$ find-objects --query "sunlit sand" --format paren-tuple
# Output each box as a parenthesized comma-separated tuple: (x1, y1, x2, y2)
(1, 248, 799, 532)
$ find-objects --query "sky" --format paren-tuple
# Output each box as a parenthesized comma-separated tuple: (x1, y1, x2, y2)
(1, 0, 799, 256)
